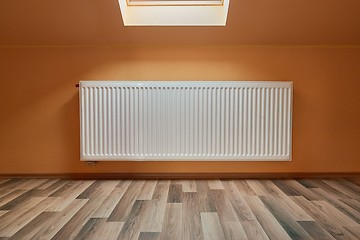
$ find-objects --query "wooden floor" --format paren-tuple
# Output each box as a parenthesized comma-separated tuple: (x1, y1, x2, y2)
(0, 178, 359, 240)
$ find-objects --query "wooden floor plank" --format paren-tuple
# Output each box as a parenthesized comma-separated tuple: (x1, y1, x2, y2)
(272, 179, 302, 196)
(261, 180, 292, 197)
(208, 180, 224, 190)
(311, 200, 359, 226)
(297, 179, 319, 188)
(31, 199, 88, 239)
(108, 180, 145, 222)
(201, 212, 226, 240)
(266, 181, 314, 221)
(248, 179, 293, 198)
(250, 180, 314, 221)
(181, 180, 197, 192)
(345, 177, 360, 187)
(343, 226, 360, 239)
(138, 232, 160, 240)
(46, 180, 94, 211)
(340, 198, 360, 212)
(0, 189, 41, 210)
(195, 180, 216, 212)
(160, 203, 182, 240)
(8, 212, 55, 240)
(31, 179, 68, 197)
(0, 180, 10, 186)
(36, 179, 62, 189)
(246, 180, 269, 196)
(117, 200, 145, 240)
(0, 179, 46, 192)
(312, 188, 360, 223)
(240, 221, 269, 240)
(182, 192, 203, 240)
(220, 220, 248, 240)
(341, 227, 360, 240)
(285, 179, 323, 201)
(49, 180, 79, 197)
(244, 196, 292, 240)
(73, 217, 98, 239)
(77, 180, 119, 199)
(92, 180, 132, 218)
(233, 180, 257, 196)
(337, 178, 360, 192)
(7, 197, 57, 236)
(0, 179, 26, 194)
(49, 180, 100, 197)
(0, 197, 54, 237)
(0, 197, 46, 234)
(0, 211, 8, 217)
(140, 180, 170, 232)
(167, 184, 182, 203)
(137, 180, 157, 200)
(291, 196, 356, 239)
(310, 180, 352, 199)
(273, 195, 314, 221)
(76, 181, 110, 199)
(322, 179, 360, 200)
(51, 181, 118, 240)
(0, 189, 28, 209)
(259, 196, 314, 240)
(14, 179, 48, 190)
(272, 179, 322, 200)
(222, 180, 255, 221)
(298, 221, 336, 240)
(209, 189, 238, 222)
(77, 218, 124, 240)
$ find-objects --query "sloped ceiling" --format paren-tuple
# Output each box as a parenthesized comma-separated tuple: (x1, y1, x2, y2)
(0, 0, 359, 46)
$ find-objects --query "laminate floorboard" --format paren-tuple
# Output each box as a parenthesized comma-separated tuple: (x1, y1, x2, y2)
(200, 212, 226, 240)
(244, 195, 292, 240)
(195, 180, 216, 213)
(0, 211, 8, 218)
(138, 232, 160, 240)
(167, 184, 182, 203)
(139, 180, 170, 232)
(182, 192, 204, 240)
(240, 220, 269, 240)
(137, 180, 157, 201)
(222, 180, 255, 221)
(160, 203, 182, 240)
(0, 178, 359, 239)
(0, 189, 28, 209)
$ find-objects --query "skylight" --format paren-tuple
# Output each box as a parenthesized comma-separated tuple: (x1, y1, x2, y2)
(118, 0, 230, 26)
(127, 0, 223, 6)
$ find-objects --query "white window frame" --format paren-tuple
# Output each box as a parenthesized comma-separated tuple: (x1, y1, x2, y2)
(118, 0, 230, 26)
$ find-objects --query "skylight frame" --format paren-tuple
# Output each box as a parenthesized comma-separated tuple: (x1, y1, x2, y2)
(127, 0, 224, 6)
(118, 0, 230, 26)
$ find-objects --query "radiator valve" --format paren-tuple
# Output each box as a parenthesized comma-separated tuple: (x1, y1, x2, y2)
(85, 161, 97, 166)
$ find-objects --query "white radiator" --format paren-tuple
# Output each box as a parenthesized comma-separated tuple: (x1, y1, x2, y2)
(79, 81, 292, 161)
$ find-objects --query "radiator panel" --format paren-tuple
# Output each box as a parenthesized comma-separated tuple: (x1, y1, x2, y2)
(80, 81, 292, 161)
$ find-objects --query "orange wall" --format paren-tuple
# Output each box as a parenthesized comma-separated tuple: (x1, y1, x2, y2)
(1, 46, 360, 174)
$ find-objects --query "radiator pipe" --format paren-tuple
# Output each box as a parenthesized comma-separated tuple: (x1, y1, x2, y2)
(75, 83, 79, 88)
